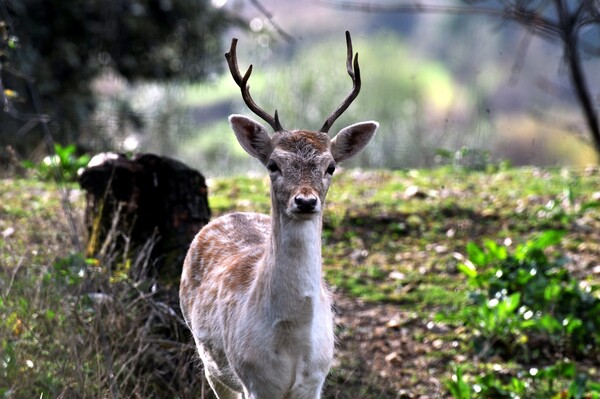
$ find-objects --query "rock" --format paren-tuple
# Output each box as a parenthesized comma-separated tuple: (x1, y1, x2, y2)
(404, 185, 428, 199)
(385, 351, 402, 364)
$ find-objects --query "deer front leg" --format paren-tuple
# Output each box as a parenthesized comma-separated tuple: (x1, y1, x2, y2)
(204, 368, 243, 399)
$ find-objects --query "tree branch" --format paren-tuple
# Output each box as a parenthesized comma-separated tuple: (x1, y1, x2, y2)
(249, 0, 295, 43)
(319, 0, 600, 158)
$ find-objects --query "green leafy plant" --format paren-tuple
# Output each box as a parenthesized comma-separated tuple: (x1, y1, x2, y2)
(45, 252, 94, 287)
(456, 230, 600, 360)
(453, 146, 491, 171)
(444, 231, 600, 398)
(435, 146, 511, 172)
(446, 361, 600, 399)
(446, 366, 472, 399)
(23, 143, 90, 182)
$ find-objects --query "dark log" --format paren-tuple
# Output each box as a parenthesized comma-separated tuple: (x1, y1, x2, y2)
(78, 152, 210, 284)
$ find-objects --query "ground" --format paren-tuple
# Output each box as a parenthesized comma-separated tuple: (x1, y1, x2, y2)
(1, 165, 599, 398)
(331, 294, 452, 398)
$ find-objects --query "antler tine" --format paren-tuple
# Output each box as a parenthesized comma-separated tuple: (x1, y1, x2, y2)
(225, 38, 284, 132)
(319, 31, 362, 134)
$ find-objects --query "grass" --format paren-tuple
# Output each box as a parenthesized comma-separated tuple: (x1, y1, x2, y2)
(1, 165, 600, 397)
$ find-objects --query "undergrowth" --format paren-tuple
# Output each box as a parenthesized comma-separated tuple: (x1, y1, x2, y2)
(1, 166, 600, 398)
(441, 231, 600, 398)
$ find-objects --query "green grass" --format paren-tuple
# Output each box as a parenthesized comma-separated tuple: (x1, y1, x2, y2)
(206, 165, 600, 308)
(1, 166, 600, 398)
(200, 165, 600, 330)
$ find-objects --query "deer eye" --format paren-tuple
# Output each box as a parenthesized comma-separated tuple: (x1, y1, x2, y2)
(267, 160, 280, 173)
(326, 163, 336, 175)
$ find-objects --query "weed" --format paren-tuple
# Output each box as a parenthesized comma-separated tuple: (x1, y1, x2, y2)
(447, 361, 600, 399)
(446, 366, 473, 399)
(22, 143, 90, 182)
(454, 230, 600, 360)
(443, 231, 600, 398)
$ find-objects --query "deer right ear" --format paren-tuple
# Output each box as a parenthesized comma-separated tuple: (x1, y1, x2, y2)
(229, 115, 273, 165)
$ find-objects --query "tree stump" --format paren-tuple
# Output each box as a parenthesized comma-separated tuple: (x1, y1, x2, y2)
(78, 152, 210, 284)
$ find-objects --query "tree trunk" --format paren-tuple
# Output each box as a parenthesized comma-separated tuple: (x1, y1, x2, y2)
(554, 0, 600, 158)
(78, 152, 211, 285)
(564, 32, 600, 157)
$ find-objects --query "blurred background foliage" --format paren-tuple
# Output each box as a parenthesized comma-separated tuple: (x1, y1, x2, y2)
(0, 0, 599, 175)
(0, 0, 236, 165)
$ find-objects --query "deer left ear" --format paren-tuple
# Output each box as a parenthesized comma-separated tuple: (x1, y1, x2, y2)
(330, 121, 378, 163)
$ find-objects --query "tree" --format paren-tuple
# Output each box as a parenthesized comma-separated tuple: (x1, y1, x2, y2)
(0, 0, 237, 162)
(321, 0, 600, 159)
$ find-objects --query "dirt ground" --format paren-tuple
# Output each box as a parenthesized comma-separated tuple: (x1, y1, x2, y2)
(327, 293, 454, 399)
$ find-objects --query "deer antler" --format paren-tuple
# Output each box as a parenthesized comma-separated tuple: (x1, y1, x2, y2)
(225, 38, 284, 132)
(319, 31, 361, 134)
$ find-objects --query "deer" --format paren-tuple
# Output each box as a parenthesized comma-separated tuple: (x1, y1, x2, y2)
(179, 31, 378, 399)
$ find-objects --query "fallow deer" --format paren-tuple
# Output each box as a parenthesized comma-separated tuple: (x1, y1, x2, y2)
(180, 31, 378, 399)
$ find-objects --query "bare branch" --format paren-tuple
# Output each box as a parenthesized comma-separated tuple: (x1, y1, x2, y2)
(248, 0, 295, 43)
(318, 0, 561, 38)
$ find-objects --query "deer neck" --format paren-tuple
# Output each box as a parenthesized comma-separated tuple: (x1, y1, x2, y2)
(260, 199, 325, 323)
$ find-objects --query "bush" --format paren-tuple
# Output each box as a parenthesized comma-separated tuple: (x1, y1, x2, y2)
(447, 363, 600, 399)
(442, 231, 600, 399)
(22, 143, 90, 182)
(456, 230, 600, 360)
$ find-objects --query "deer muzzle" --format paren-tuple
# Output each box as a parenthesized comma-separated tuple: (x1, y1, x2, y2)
(290, 187, 321, 216)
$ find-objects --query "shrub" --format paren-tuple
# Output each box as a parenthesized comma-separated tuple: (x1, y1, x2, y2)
(447, 363, 600, 399)
(0, 250, 201, 398)
(443, 231, 600, 398)
(456, 230, 600, 360)
(23, 143, 90, 182)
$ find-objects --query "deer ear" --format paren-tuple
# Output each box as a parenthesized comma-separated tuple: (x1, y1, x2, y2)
(229, 115, 273, 165)
(330, 121, 378, 163)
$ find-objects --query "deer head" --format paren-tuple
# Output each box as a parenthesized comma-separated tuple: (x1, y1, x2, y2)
(225, 31, 378, 220)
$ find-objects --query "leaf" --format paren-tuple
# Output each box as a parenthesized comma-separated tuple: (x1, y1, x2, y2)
(558, 362, 576, 379)
(8, 35, 18, 49)
(466, 242, 487, 267)
(21, 160, 35, 169)
(504, 292, 521, 313)
(564, 317, 583, 335)
(531, 230, 566, 250)
(447, 366, 471, 399)
(6, 312, 23, 336)
(45, 309, 56, 321)
(435, 148, 454, 159)
(484, 240, 507, 261)
(515, 268, 533, 285)
(458, 262, 478, 279)
(54, 143, 76, 165)
(539, 315, 562, 334)
(587, 380, 600, 392)
(544, 281, 562, 302)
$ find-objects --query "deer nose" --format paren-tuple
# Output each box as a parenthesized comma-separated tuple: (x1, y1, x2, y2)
(294, 194, 318, 212)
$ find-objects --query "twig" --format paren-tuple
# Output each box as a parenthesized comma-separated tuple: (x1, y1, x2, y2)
(99, 201, 125, 259)
(249, 0, 295, 42)
(3, 256, 24, 297)
(131, 228, 160, 281)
